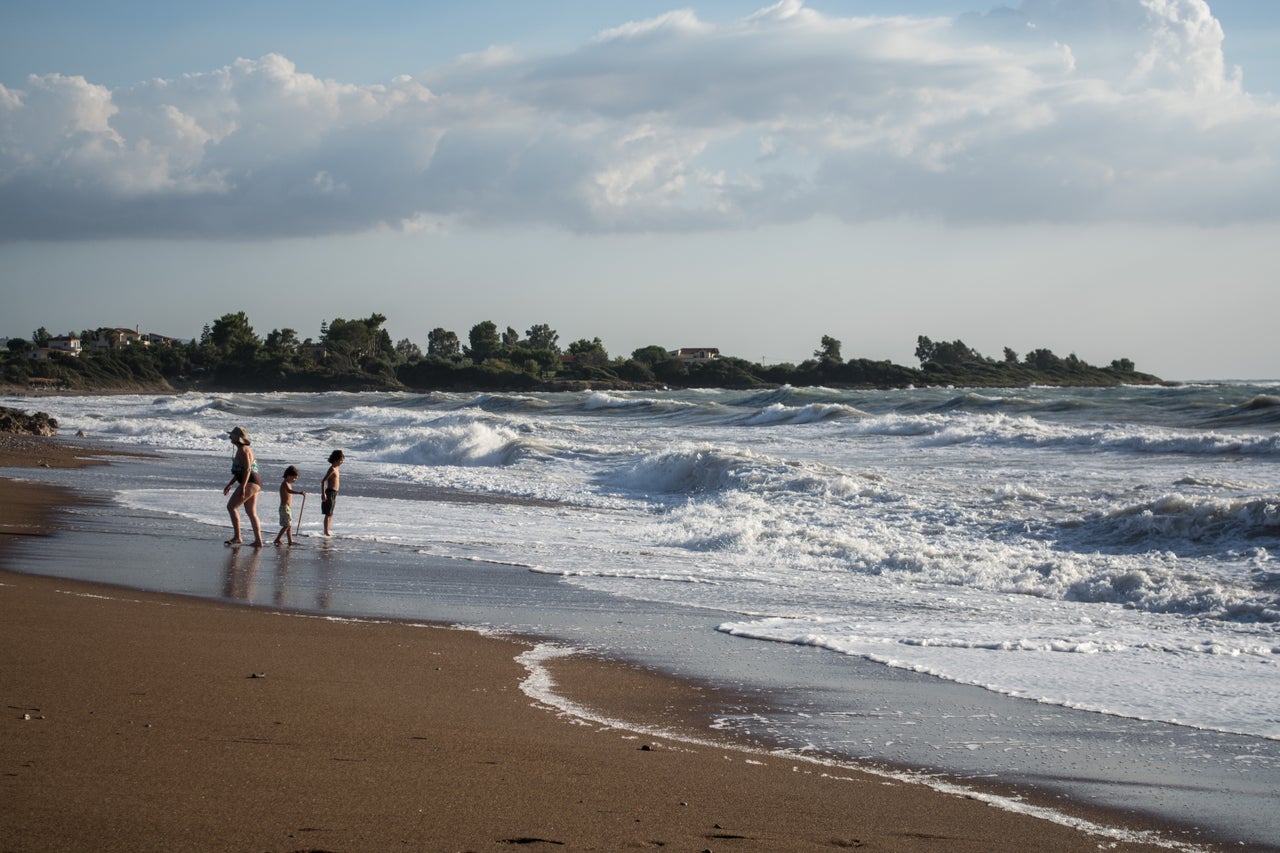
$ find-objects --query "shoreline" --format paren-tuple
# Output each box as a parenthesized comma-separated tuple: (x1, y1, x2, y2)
(0, 371, 1175, 401)
(0, 438, 1231, 850)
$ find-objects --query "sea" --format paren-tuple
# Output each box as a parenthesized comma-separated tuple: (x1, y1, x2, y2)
(6, 383, 1280, 848)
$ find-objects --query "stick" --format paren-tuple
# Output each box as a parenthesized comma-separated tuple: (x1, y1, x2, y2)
(295, 492, 306, 536)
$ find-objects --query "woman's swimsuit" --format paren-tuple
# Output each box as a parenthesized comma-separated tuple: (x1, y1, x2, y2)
(231, 457, 262, 487)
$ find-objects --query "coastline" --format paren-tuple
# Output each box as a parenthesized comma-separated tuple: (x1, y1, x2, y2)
(0, 439, 1218, 850)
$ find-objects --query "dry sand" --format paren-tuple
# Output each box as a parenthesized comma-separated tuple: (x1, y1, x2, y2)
(0, 435, 1189, 851)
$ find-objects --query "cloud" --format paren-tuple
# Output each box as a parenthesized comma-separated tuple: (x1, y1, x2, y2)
(1, 0, 1276, 240)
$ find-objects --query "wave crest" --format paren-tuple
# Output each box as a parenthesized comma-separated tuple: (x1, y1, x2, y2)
(366, 419, 546, 467)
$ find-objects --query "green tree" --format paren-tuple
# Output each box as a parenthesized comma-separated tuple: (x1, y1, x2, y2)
(815, 335, 843, 363)
(264, 328, 301, 357)
(323, 314, 394, 362)
(32, 327, 51, 347)
(915, 336, 935, 365)
(629, 345, 687, 382)
(567, 337, 609, 368)
(427, 328, 461, 359)
(917, 336, 980, 366)
(525, 324, 560, 353)
(1025, 348, 1062, 370)
(467, 321, 502, 362)
(630, 345, 672, 365)
(209, 312, 260, 358)
(506, 346, 560, 378)
(395, 338, 423, 363)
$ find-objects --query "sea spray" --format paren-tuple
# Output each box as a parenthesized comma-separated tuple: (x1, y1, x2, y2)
(14, 382, 1280, 739)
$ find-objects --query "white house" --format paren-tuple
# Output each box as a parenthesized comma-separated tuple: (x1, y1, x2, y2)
(669, 347, 720, 363)
(90, 327, 146, 350)
(48, 334, 82, 357)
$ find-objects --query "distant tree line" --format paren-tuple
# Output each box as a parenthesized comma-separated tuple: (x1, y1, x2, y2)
(1, 316, 1162, 393)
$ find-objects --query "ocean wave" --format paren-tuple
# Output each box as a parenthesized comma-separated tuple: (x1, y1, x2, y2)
(1056, 493, 1280, 556)
(731, 385, 854, 409)
(716, 615, 1280, 739)
(462, 393, 551, 414)
(841, 413, 944, 438)
(1198, 394, 1280, 428)
(634, 485, 1280, 623)
(839, 412, 1280, 457)
(1061, 566, 1280, 621)
(611, 444, 773, 495)
(740, 402, 864, 426)
(605, 442, 879, 504)
(718, 617, 1275, 660)
(338, 404, 450, 428)
(929, 392, 1042, 413)
(67, 414, 214, 447)
(581, 390, 705, 418)
(363, 419, 550, 467)
(1173, 475, 1255, 490)
(144, 394, 228, 416)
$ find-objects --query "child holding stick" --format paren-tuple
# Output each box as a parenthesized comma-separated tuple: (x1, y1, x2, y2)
(273, 465, 306, 546)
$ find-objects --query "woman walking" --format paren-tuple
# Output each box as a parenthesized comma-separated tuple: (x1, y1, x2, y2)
(223, 426, 264, 547)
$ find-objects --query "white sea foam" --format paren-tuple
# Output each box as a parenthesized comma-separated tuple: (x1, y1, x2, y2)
(12, 383, 1280, 741)
(514, 643, 1202, 851)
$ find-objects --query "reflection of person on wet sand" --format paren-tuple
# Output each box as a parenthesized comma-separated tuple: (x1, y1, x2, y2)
(222, 543, 262, 600)
(223, 426, 263, 547)
(272, 545, 294, 607)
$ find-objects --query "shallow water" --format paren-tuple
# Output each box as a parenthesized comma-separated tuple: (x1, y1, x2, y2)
(11, 385, 1280, 738)
(6, 384, 1280, 847)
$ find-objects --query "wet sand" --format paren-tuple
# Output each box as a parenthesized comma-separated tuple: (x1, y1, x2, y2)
(0, 436, 1193, 851)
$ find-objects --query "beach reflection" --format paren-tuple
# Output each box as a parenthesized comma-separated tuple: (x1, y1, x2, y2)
(221, 546, 262, 600)
(315, 538, 335, 610)
(273, 546, 292, 607)
(221, 540, 337, 611)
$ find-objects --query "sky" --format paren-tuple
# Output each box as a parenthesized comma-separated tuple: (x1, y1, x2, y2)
(1, 0, 1278, 380)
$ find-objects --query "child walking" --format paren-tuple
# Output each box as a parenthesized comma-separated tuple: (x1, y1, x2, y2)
(321, 450, 344, 536)
(273, 466, 306, 546)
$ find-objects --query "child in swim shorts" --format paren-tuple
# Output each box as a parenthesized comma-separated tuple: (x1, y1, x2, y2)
(321, 450, 344, 536)
(273, 465, 306, 546)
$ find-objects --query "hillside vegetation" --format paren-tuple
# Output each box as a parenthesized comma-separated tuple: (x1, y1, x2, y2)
(4, 316, 1164, 393)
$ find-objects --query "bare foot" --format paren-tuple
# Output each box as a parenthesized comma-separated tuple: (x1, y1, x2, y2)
(224, 538, 242, 546)
(251, 540, 264, 549)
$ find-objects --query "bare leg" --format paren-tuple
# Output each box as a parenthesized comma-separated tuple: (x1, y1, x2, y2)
(244, 487, 264, 547)
(226, 488, 244, 544)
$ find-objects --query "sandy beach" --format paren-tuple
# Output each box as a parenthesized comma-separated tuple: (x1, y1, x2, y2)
(0, 436, 1197, 851)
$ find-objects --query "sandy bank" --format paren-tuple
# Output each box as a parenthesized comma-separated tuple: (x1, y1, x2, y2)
(0, 440, 1191, 851)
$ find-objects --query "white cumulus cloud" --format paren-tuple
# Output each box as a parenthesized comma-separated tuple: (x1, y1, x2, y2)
(0, 0, 1276, 240)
